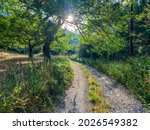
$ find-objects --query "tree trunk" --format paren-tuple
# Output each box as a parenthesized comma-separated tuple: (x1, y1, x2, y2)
(28, 40, 34, 58)
(43, 41, 51, 59)
(130, 0, 134, 56)
(28, 44, 34, 58)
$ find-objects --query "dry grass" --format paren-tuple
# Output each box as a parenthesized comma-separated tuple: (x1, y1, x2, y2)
(0, 51, 43, 81)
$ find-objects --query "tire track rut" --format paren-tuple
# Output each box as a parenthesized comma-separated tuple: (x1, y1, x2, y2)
(56, 62, 90, 113)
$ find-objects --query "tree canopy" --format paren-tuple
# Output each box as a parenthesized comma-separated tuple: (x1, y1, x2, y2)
(0, 0, 149, 58)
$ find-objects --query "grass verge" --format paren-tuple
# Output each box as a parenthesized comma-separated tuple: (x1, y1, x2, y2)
(77, 63, 109, 113)
(0, 57, 73, 112)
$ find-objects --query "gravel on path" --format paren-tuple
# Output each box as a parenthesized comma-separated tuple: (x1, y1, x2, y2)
(84, 65, 148, 113)
(56, 62, 90, 113)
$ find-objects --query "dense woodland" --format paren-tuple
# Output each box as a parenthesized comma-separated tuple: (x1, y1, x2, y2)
(0, 0, 149, 112)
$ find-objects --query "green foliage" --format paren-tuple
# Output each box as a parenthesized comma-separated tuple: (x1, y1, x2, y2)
(0, 0, 43, 56)
(74, 56, 150, 107)
(51, 36, 72, 55)
(76, 0, 149, 57)
(0, 58, 73, 112)
(77, 3, 129, 58)
(135, 4, 150, 54)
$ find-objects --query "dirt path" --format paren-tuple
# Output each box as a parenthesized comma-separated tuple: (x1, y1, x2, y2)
(84, 65, 148, 113)
(56, 62, 90, 113)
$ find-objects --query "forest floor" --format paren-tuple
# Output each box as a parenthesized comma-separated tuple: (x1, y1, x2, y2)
(57, 61, 148, 113)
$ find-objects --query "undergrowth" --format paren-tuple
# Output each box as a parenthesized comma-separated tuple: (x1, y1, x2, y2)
(0, 57, 73, 112)
(78, 63, 109, 113)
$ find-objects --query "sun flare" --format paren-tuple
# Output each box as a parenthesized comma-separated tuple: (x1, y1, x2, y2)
(62, 15, 77, 32)
(67, 15, 74, 22)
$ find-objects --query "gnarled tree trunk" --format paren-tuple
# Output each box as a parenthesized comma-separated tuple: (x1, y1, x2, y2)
(43, 40, 51, 59)
(28, 44, 34, 58)
(28, 40, 35, 58)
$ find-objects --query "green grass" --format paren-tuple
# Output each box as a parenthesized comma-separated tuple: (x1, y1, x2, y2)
(0, 57, 73, 112)
(73, 56, 150, 108)
(78, 63, 109, 113)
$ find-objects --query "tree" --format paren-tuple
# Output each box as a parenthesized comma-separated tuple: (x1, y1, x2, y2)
(74, 0, 129, 59)
(14, 13, 43, 58)
(130, 0, 134, 56)
(134, 0, 150, 54)
(19, 0, 73, 59)
(0, 0, 43, 57)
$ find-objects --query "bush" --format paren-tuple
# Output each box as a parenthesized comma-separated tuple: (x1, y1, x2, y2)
(0, 57, 73, 112)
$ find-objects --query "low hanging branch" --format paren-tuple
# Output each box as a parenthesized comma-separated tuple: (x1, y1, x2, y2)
(86, 15, 115, 44)
(64, 19, 86, 40)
